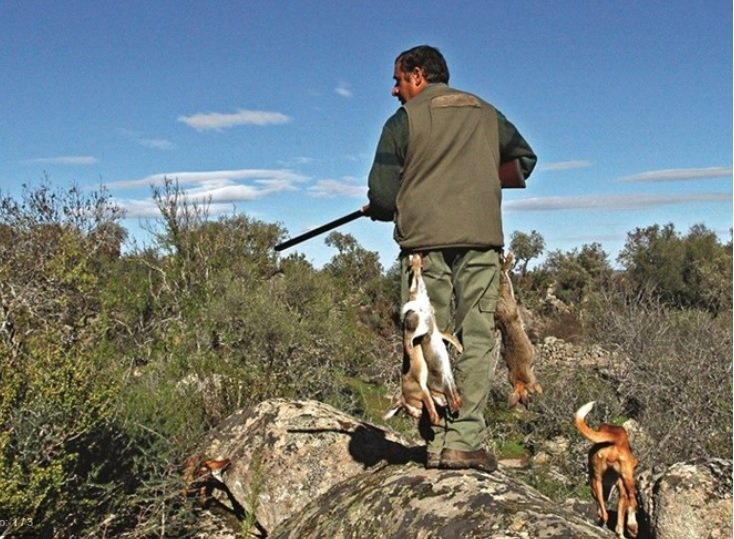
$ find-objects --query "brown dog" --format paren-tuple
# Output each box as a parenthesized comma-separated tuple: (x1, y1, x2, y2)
(575, 401, 639, 538)
(384, 253, 463, 424)
(495, 251, 542, 407)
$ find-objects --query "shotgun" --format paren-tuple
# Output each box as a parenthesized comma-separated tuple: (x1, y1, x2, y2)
(274, 207, 366, 251)
(273, 159, 524, 251)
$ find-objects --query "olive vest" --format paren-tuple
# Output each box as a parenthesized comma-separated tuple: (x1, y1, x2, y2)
(395, 84, 503, 251)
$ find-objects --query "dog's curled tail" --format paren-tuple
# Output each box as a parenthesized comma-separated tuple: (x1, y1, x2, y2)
(574, 401, 618, 444)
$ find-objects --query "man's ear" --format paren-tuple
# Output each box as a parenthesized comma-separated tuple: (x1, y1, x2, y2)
(411, 68, 426, 87)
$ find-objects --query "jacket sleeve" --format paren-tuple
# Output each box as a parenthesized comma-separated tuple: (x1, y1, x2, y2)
(367, 109, 408, 221)
(497, 110, 537, 179)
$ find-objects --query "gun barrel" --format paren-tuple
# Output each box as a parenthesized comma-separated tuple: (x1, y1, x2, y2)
(274, 208, 366, 252)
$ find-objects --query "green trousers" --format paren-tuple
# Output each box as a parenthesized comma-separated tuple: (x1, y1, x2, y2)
(401, 248, 500, 453)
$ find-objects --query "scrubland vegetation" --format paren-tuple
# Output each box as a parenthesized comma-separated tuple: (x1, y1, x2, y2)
(1, 180, 731, 537)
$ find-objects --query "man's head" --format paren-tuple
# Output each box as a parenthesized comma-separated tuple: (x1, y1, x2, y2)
(392, 45, 450, 104)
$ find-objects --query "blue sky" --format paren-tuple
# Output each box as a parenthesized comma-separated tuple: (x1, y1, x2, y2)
(1, 1, 731, 269)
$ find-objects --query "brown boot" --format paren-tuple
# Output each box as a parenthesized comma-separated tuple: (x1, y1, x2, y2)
(439, 448, 497, 473)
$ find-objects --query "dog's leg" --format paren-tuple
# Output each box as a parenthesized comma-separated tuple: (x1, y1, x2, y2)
(620, 463, 639, 537)
(590, 469, 608, 526)
(614, 477, 627, 538)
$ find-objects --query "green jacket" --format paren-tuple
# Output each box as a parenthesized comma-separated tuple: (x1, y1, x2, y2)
(367, 83, 537, 251)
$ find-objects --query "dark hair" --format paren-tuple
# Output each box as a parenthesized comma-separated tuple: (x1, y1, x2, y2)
(396, 45, 450, 84)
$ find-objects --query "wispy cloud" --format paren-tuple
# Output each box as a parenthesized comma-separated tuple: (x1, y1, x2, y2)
(178, 109, 291, 131)
(139, 138, 174, 150)
(107, 168, 307, 190)
(335, 81, 353, 98)
(23, 155, 98, 165)
(505, 192, 732, 212)
(107, 168, 308, 218)
(307, 177, 366, 198)
(617, 166, 733, 183)
(114, 198, 161, 219)
(540, 160, 592, 171)
(280, 156, 317, 167)
(118, 128, 174, 150)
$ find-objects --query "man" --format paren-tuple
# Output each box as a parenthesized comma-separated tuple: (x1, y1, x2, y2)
(366, 45, 537, 472)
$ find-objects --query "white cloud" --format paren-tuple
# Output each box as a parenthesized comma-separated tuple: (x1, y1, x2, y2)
(107, 168, 308, 190)
(307, 178, 366, 198)
(139, 138, 174, 150)
(178, 109, 291, 131)
(117, 128, 173, 150)
(505, 192, 732, 212)
(106, 168, 308, 218)
(115, 198, 161, 219)
(617, 166, 733, 183)
(335, 81, 353, 98)
(23, 155, 98, 165)
(540, 160, 592, 171)
(280, 156, 317, 166)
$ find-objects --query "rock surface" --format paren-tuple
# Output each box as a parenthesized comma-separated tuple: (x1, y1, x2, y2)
(194, 398, 732, 539)
(202, 399, 420, 534)
(646, 458, 732, 539)
(270, 464, 612, 539)
(200, 399, 614, 538)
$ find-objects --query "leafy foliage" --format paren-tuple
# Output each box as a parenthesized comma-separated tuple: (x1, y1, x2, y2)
(0, 181, 125, 535)
(541, 242, 613, 306)
(618, 223, 733, 313)
(509, 229, 545, 276)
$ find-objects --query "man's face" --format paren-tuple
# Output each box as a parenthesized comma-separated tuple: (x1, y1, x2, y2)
(392, 61, 424, 104)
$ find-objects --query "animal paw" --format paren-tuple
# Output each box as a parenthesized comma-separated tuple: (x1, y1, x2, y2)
(508, 381, 542, 408)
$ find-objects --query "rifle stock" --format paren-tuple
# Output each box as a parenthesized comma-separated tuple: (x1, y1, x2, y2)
(499, 159, 526, 189)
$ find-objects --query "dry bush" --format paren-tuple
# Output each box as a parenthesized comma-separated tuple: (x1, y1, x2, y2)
(586, 289, 733, 466)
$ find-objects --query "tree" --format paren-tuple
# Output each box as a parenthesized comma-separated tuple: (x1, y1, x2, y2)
(542, 243, 612, 305)
(617, 223, 732, 312)
(509, 230, 545, 276)
(324, 232, 384, 291)
(323, 231, 399, 340)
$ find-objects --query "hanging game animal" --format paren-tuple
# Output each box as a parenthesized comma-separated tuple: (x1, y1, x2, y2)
(384, 253, 463, 424)
(495, 251, 542, 408)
